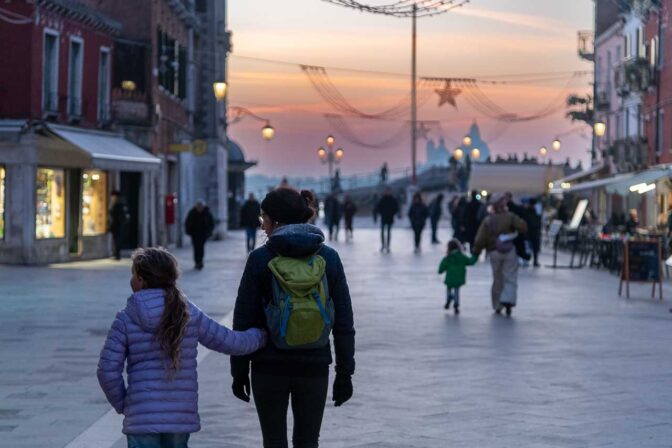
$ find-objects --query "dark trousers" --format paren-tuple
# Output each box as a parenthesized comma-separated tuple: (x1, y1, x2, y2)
(430, 219, 439, 243)
(328, 222, 339, 241)
(246, 227, 257, 252)
(127, 433, 189, 448)
(191, 237, 205, 266)
(111, 231, 122, 259)
(251, 371, 329, 448)
(413, 227, 423, 249)
(380, 222, 392, 249)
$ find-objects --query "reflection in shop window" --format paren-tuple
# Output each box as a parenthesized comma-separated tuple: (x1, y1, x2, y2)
(0, 166, 5, 239)
(82, 170, 107, 236)
(36, 168, 65, 239)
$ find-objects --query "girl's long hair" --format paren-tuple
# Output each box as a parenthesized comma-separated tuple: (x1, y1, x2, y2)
(132, 247, 189, 376)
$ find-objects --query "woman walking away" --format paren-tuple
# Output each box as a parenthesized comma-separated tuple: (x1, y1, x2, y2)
(343, 195, 358, 242)
(231, 187, 356, 448)
(438, 239, 478, 314)
(408, 192, 429, 253)
(429, 194, 444, 244)
(97, 247, 266, 448)
(473, 193, 527, 317)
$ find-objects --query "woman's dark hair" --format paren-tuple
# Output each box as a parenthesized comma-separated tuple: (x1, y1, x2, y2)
(261, 187, 316, 224)
(413, 192, 422, 203)
(132, 247, 189, 376)
(448, 239, 461, 253)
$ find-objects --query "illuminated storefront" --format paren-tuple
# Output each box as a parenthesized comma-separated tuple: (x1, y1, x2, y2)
(81, 170, 107, 236)
(0, 122, 160, 264)
(35, 168, 66, 239)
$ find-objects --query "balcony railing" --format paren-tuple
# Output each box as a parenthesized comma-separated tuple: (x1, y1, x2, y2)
(607, 137, 649, 173)
(615, 58, 655, 96)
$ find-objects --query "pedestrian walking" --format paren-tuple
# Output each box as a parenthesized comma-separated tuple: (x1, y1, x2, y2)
(185, 199, 215, 270)
(473, 193, 528, 317)
(97, 247, 266, 448)
(526, 198, 543, 267)
(429, 193, 444, 244)
(506, 193, 532, 265)
(343, 195, 358, 242)
(438, 239, 478, 314)
(240, 193, 262, 252)
(324, 193, 343, 241)
(449, 196, 467, 243)
(464, 190, 484, 251)
(108, 190, 130, 260)
(408, 192, 429, 253)
(376, 187, 400, 253)
(230, 188, 356, 448)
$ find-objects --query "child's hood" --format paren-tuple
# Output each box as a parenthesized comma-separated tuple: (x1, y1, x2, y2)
(447, 249, 464, 260)
(125, 288, 167, 332)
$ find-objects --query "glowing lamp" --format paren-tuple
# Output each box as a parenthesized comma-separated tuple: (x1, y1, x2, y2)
(552, 139, 561, 151)
(213, 81, 227, 101)
(594, 121, 606, 137)
(454, 148, 464, 161)
(261, 123, 275, 141)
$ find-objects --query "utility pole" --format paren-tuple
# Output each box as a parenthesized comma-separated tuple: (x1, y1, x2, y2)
(411, 2, 417, 185)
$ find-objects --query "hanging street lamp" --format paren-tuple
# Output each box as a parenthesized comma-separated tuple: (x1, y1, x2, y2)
(552, 138, 561, 151)
(213, 81, 227, 101)
(261, 122, 275, 141)
(471, 147, 480, 160)
(539, 146, 548, 157)
(594, 121, 606, 137)
(454, 148, 464, 161)
(463, 135, 472, 147)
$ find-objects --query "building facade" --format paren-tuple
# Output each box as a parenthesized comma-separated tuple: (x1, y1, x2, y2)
(0, 0, 160, 264)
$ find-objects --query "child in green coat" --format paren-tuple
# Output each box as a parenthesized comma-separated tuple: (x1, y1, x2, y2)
(438, 239, 478, 314)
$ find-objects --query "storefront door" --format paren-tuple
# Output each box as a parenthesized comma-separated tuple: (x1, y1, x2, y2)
(120, 172, 140, 250)
(67, 169, 82, 255)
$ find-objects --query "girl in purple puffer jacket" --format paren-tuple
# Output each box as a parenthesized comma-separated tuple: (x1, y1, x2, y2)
(97, 247, 266, 448)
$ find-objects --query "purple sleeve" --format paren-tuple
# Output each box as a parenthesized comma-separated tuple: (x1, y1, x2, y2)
(193, 304, 266, 356)
(96, 312, 128, 414)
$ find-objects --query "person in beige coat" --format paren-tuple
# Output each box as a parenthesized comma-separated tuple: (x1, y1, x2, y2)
(472, 193, 528, 316)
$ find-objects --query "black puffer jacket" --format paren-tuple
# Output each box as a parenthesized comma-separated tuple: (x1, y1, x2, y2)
(230, 224, 356, 378)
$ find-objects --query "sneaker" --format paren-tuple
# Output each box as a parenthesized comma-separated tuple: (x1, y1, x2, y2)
(505, 305, 512, 317)
(444, 302, 450, 310)
(454, 307, 460, 315)
(494, 308, 502, 315)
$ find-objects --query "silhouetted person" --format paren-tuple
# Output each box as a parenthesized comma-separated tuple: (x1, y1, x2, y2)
(625, 209, 639, 236)
(380, 162, 389, 185)
(429, 193, 444, 244)
(343, 195, 358, 242)
(464, 190, 484, 250)
(108, 190, 130, 260)
(324, 194, 342, 241)
(408, 192, 429, 253)
(526, 198, 543, 267)
(376, 187, 400, 253)
(185, 199, 214, 270)
(240, 193, 261, 252)
(449, 195, 467, 243)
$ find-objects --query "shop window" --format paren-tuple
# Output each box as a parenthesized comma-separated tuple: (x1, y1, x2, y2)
(0, 166, 5, 239)
(82, 170, 107, 236)
(36, 168, 65, 239)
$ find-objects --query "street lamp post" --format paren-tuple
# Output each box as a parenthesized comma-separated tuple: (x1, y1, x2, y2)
(318, 134, 344, 192)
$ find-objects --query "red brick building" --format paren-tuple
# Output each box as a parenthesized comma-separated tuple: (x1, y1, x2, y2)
(0, 0, 160, 264)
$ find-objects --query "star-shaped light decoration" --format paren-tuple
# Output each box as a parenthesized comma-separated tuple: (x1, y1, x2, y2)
(416, 122, 431, 140)
(435, 80, 461, 109)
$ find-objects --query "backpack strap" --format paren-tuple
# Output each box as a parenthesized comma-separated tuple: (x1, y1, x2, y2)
(311, 290, 331, 326)
(280, 293, 292, 338)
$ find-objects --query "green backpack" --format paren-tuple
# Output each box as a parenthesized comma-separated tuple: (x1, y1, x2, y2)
(265, 255, 334, 349)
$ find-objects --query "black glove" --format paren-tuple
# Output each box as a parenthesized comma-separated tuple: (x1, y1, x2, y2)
(232, 376, 251, 403)
(332, 374, 353, 407)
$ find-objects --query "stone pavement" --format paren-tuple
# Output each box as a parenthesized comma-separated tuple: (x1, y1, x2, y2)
(1, 222, 672, 447)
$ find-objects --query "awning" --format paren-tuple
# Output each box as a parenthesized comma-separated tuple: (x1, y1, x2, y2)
(604, 166, 671, 194)
(47, 124, 160, 172)
(549, 163, 606, 187)
(550, 166, 672, 195)
(549, 172, 635, 195)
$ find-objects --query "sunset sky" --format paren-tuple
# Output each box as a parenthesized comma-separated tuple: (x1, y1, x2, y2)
(227, 0, 594, 177)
